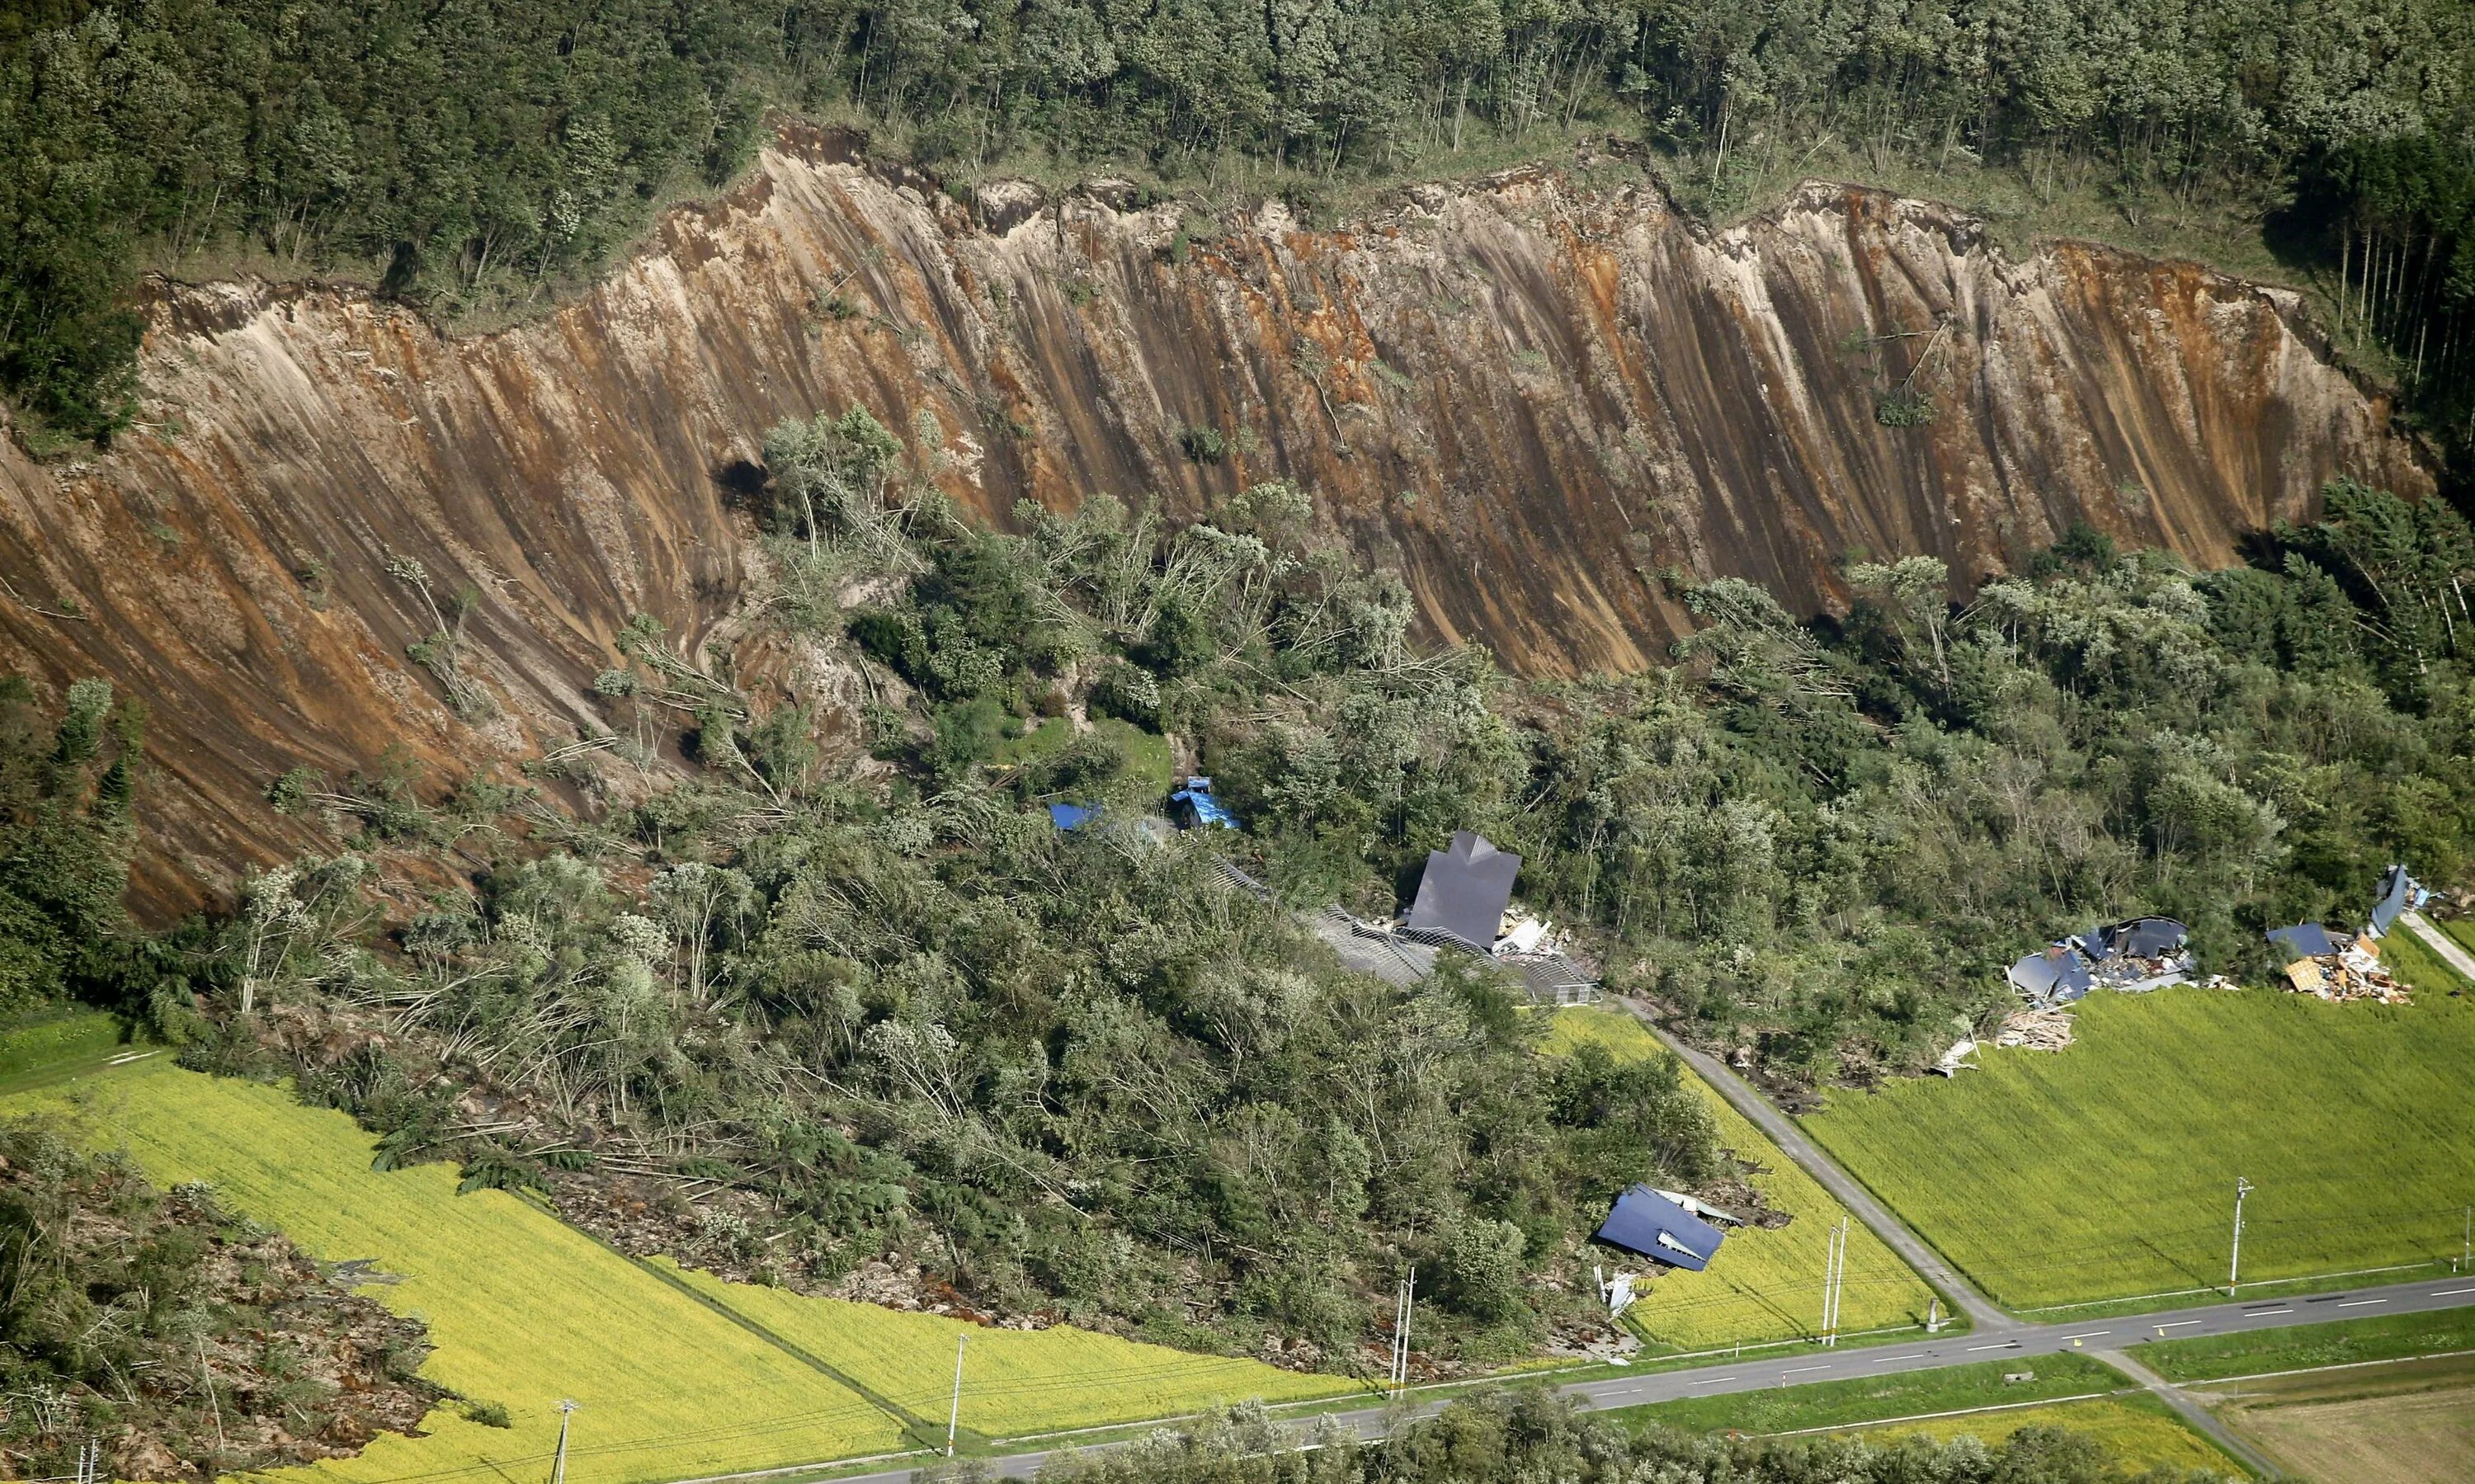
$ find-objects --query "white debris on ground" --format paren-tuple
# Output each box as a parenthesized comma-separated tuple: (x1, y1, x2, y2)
(1930, 1037, 1980, 1076)
(1596, 1265, 1640, 1317)
(1994, 1007, 2075, 1051)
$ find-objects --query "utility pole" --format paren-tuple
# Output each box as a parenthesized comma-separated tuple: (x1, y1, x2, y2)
(1389, 1268, 1417, 1394)
(2462, 1205, 2469, 1274)
(1820, 1218, 1847, 1346)
(2228, 1177, 2255, 1294)
(550, 1401, 578, 1484)
(946, 1333, 968, 1457)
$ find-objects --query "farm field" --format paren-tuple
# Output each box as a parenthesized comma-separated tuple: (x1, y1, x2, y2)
(1540, 1010, 1939, 1350)
(2224, 1384, 2475, 1484)
(1801, 986, 2475, 1311)
(2, 1057, 912, 1484)
(661, 1260, 1355, 1438)
(1846, 1395, 2239, 1474)
(0, 1055, 1365, 1483)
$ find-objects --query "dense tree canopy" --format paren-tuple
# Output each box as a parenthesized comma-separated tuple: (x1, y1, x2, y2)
(3, 0, 2471, 440)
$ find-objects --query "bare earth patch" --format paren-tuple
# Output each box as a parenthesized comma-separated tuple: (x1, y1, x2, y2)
(2227, 1384, 2475, 1483)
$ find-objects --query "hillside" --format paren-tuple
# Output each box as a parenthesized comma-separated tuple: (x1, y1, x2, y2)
(0, 127, 2432, 909)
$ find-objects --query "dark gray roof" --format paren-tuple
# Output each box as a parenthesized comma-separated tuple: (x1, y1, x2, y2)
(2268, 922, 2341, 962)
(1407, 831, 1520, 949)
(2009, 945, 2093, 1003)
(1593, 1185, 1725, 1270)
(2369, 864, 2421, 938)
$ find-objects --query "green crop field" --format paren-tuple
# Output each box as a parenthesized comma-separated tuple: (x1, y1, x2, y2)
(5, 1057, 912, 1484)
(0, 1055, 1355, 1484)
(1540, 1010, 1940, 1350)
(661, 1262, 1354, 1438)
(1845, 1395, 2240, 1475)
(1802, 985, 2475, 1312)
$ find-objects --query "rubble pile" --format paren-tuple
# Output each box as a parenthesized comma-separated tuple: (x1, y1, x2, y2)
(1994, 1007, 2076, 1051)
(2282, 937, 2413, 1005)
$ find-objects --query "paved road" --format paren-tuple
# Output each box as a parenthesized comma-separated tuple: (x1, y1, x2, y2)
(823, 1274, 2475, 1480)
(2402, 912, 2475, 982)
(1611, 999, 2017, 1334)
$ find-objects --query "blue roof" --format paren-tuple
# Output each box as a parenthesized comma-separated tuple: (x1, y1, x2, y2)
(1048, 803, 1097, 831)
(1170, 776, 1238, 829)
(2267, 922, 2340, 961)
(1592, 1185, 1725, 1271)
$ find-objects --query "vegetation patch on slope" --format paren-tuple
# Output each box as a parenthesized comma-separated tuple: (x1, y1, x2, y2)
(0, 1119, 438, 1480)
(1801, 988, 2475, 1310)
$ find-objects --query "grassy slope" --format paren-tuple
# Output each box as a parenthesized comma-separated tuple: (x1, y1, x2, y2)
(1539, 1010, 1938, 1350)
(1, 1050, 1358, 1478)
(2141, 1309, 2475, 1383)
(1800, 984, 2475, 1311)
(658, 1260, 1355, 1438)
(1618, 1354, 2238, 1475)
(3, 1058, 912, 1484)
(1617, 1354, 2125, 1434)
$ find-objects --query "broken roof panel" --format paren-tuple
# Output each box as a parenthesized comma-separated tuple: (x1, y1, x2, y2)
(1170, 776, 1239, 830)
(1406, 831, 1521, 949)
(2007, 945, 2093, 1004)
(1048, 803, 1098, 831)
(2369, 864, 2423, 938)
(2112, 917, 2189, 959)
(1593, 1185, 1726, 1271)
(2267, 922, 2341, 962)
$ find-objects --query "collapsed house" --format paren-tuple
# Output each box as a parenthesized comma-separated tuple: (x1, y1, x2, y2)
(2264, 864, 2425, 1005)
(1406, 831, 1523, 950)
(1592, 1185, 1727, 1271)
(2005, 916, 2193, 1007)
(1169, 776, 1238, 830)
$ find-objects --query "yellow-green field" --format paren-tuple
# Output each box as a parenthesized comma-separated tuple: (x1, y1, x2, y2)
(1801, 985, 2475, 1310)
(1539, 1010, 1938, 1350)
(660, 1263, 1352, 1437)
(1841, 1396, 2238, 1474)
(2, 1055, 1352, 1484)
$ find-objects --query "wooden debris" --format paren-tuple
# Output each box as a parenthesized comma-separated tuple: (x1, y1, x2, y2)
(1995, 1007, 2075, 1051)
(2280, 935, 2412, 1005)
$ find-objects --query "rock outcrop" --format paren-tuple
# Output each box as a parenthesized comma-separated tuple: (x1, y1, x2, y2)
(0, 125, 2426, 906)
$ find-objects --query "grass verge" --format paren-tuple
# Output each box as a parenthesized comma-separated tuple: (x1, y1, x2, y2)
(1799, 987, 2475, 1310)
(2138, 1309, 2475, 1383)
(1610, 1353, 2124, 1435)
(1840, 1393, 2242, 1474)
(1539, 1009, 1941, 1351)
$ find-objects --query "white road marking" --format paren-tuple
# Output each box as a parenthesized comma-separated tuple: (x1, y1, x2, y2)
(2433, 1288, 2475, 1298)
(1966, 1342, 2020, 1351)
(2338, 1298, 2388, 1307)
(2157, 1320, 2202, 1330)
(1780, 1365, 1832, 1376)
(1689, 1376, 1738, 1387)
(2246, 1308, 2294, 1317)
(2060, 1331, 2111, 1341)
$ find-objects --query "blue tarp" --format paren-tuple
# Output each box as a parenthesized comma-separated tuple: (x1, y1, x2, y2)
(1593, 1185, 1725, 1271)
(1048, 803, 1098, 831)
(1171, 776, 1239, 830)
(2267, 922, 2341, 962)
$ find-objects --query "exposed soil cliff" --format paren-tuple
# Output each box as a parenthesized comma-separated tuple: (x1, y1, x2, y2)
(0, 126, 2427, 907)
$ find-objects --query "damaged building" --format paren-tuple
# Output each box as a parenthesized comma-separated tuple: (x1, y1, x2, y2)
(2005, 916, 2194, 1007)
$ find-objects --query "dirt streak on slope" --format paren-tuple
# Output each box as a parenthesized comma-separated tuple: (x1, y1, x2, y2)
(0, 125, 2426, 909)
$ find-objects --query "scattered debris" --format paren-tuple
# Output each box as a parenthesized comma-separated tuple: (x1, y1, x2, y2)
(1596, 1265, 1641, 1317)
(1930, 1037, 1981, 1076)
(2268, 928, 2412, 1005)
(2006, 916, 2192, 1006)
(2264, 864, 2425, 1005)
(1994, 1007, 2076, 1051)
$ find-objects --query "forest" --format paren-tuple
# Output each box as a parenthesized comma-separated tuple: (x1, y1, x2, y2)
(4, 396, 2468, 1365)
(2, 0, 2471, 445)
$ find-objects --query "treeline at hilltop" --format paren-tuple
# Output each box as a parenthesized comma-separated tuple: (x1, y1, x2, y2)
(3, 0, 2473, 445)
(2, 395, 2468, 1364)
